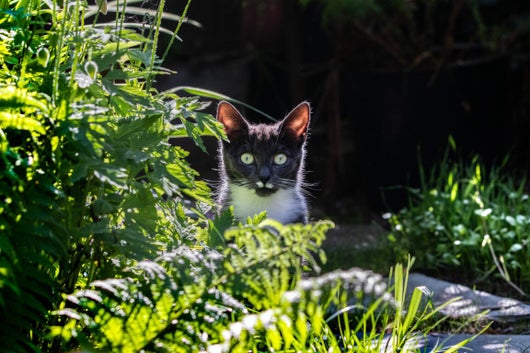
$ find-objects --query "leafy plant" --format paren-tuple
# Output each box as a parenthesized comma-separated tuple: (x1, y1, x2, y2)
(314, 259, 485, 353)
(384, 260, 485, 353)
(212, 257, 482, 353)
(58, 249, 480, 353)
(298, 0, 530, 69)
(1, 1, 484, 352)
(0, 0, 217, 351)
(53, 219, 332, 352)
(388, 140, 530, 295)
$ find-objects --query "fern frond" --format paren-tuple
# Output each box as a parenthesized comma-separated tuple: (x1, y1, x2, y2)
(58, 248, 246, 352)
(210, 267, 392, 352)
(55, 220, 334, 351)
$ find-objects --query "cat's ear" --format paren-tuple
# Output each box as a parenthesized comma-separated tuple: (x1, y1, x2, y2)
(217, 101, 248, 142)
(281, 101, 310, 143)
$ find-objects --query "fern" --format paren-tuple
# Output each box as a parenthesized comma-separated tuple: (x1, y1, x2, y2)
(54, 220, 333, 351)
(210, 266, 392, 352)
(1, 2, 481, 352)
(0, 0, 218, 351)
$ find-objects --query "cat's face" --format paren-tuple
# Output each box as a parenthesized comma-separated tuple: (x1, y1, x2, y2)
(217, 101, 310, 197)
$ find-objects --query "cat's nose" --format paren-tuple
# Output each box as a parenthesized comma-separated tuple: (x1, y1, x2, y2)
(258, 166, 270, 183)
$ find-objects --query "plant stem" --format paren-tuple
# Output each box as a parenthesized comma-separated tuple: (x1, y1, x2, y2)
(161, 0, 192, 63)
(146, 0, 165, 91)
(52, 1, 68, 105)
(485, 236, 527, 297)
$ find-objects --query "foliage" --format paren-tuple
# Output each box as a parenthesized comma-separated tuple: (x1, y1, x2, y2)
(384, 261, 485, 353)
(298, 0, 530, 68)
(388, 141, 530, 294)
(0, 0, 216, 351)
(58, 251, 480, 353)
(55, 219, 333, 352)
(1, 0, 481, 352)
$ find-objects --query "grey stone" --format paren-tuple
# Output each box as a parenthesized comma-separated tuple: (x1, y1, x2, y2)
(428, 334, 530, 353)
(407, 273, 530, 322)
(374, 333, 530, 352)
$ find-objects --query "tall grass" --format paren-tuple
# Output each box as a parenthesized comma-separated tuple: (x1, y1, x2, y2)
(388, 140, 529, 295)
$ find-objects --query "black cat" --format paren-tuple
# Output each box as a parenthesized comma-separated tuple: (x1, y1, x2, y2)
(216, 101, 311, 224)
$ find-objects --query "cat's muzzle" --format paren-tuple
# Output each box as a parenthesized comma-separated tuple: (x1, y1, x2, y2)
(255, 181, 277, 196)
(256, 181, 274, 189)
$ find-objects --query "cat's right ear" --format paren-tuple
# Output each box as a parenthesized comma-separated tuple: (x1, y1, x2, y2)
(217, 101, 248, 142)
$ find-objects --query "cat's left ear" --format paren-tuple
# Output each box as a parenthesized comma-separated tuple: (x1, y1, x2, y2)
(281, 101, 311, 143)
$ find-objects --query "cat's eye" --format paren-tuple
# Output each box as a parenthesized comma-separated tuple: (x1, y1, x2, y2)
(240, 153, 254, 165)
(273, 153, 287, 165)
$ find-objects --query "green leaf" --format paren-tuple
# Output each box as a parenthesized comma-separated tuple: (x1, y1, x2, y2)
(505, 215, 516, 226)
(0, 112, 45, 134)
(0, 86, 49, 113)
(509, 243, 523, 253)
(182, 119, 207, 152)
(96, 0, 107, 14)
(206, 209, 234, 247)
(92, 42, 142, 70)
(194, 111, 226, 140)
(102, 80, 152, 109)
(74, 71, 94, 88)
(168, 86, 277, 122)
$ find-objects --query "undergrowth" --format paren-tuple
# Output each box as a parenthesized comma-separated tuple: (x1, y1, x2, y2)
(0, 1, 480, 352)
(388, 139, 530, 296)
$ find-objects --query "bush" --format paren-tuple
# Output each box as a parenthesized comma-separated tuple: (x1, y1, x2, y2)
(388, 141, 530, 293)
(0, 0, 223, 350)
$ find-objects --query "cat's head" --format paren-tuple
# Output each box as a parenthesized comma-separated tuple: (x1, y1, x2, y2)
(217, 101, 310, 197)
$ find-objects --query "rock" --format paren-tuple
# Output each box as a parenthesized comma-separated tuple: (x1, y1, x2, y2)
(429, 334, 530, 353)
(407, 273, 530, 322)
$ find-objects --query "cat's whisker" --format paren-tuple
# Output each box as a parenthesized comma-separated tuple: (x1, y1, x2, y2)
(278, 178, 318, 198)
(298, 187, 316, 198)
(204, 178, 222, 186)
(299, 180, 319, 190)
(233, 179, 255, 189)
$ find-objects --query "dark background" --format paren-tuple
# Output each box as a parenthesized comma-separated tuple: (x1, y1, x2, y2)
(156, 0, 530, 222)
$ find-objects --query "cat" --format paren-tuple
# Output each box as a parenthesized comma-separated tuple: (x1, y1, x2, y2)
(216, 101, 311, 224)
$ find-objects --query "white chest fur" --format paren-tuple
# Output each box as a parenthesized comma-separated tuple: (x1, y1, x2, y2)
(229, 184, 303, 223)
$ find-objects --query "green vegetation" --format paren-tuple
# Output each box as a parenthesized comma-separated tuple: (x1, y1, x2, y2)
(0, 0, 221, 350)
(0, 1, 481, 352)
(388, 140, 530, 296)
(298, 0, 528, 69)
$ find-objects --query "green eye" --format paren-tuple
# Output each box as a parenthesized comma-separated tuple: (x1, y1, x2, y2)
(273, 153, 287, 165)
(240, 153, 254, 165)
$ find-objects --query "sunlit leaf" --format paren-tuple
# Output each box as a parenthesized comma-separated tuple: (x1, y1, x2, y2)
(74, 71, 94, 88)
(0, 86, 49, 113)
(96, 0, 107, 14)
(509, 243, 523, 253)
(0, 112, 45, 134)
(169, 86, 277, 122)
